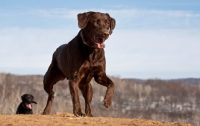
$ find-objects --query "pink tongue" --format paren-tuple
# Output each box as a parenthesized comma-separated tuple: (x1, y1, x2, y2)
(26, 104, 32, 109)
(97, 43, 105, 48)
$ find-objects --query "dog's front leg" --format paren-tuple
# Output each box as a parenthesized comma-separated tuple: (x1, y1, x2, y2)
(69, 80, 84, 116)
(94, 72, 115, 108)
(79, 83, 93, 117)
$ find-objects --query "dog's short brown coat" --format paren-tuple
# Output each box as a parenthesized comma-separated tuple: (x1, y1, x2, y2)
(43, 11, 116, 117)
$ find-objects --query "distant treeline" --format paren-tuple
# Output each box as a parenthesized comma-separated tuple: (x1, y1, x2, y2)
(0, 73, 200, 125)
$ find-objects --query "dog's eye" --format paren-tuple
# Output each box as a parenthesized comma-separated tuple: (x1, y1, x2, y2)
(105, 21, 110, 25)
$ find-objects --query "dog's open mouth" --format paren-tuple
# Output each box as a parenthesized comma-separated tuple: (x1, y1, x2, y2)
(92, 36, 105, 48)
(26, 103, 32, 109)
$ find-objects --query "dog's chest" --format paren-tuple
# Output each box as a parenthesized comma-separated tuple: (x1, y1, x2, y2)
(75, 51, 103, 81)
(87, 50, 101, 67)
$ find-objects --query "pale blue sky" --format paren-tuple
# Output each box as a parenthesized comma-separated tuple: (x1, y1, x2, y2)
(0, 0, 200, 79)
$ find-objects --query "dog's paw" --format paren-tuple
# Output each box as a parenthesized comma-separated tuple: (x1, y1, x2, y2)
(42, 111, 49, 115)
(74, 111, 85, 117)
(103, 99, 111, 108)
(85, 113, 93, 117)
(42, 109, 50, 115)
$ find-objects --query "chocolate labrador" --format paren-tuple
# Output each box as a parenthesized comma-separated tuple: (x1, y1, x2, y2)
(16, 94, 37, 114)
(43, 11, 116, 117)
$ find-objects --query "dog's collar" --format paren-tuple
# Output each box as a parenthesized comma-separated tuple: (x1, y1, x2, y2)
(80, 31, 95, 48)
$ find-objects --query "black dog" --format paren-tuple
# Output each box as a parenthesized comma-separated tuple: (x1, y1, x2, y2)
(16, 94, 37, 114)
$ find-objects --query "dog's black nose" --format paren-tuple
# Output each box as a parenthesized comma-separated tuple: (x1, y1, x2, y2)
(102, 31, 109, 36)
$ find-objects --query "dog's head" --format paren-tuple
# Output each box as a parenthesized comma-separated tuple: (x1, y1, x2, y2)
(21, 94, 37, 109)
(78, 11, 116, 49)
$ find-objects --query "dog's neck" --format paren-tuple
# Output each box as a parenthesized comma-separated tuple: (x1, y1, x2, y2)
(80, 30, 91, 47)
(79, 30, 102, 65)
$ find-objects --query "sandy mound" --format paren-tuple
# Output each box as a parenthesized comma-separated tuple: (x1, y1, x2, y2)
(0, 112, 192, 126)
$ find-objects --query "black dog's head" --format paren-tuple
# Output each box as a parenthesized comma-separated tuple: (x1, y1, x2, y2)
(21, 94, 37, 110)
(78, 11, 116, 49)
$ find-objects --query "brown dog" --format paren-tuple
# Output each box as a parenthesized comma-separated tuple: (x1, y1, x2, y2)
(43, 11, 116, 117)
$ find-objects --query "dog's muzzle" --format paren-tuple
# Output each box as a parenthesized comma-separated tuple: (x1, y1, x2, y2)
(80, 31, 105, 49)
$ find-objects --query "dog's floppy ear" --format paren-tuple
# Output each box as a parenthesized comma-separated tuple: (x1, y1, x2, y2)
(77, 11, 94, 29)
(106, 14, 116, 35)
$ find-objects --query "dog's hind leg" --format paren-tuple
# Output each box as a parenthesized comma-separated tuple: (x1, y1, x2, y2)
(43, 57, 65, 115)
(79, 83, 93, 117)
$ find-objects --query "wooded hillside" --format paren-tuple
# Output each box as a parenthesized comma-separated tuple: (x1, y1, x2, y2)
(0, 73, 200, 125)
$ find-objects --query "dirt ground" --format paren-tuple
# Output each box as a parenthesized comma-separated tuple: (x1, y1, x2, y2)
(0, 112, 193, 126)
